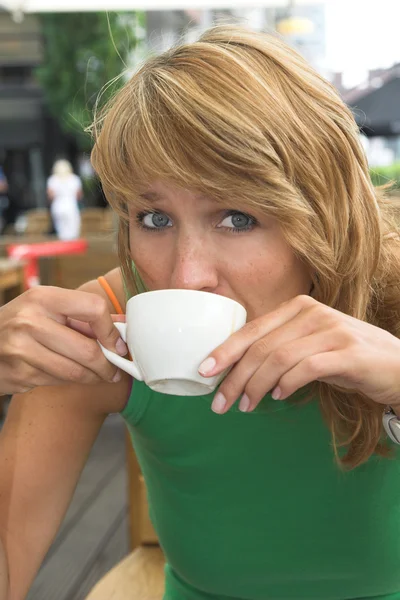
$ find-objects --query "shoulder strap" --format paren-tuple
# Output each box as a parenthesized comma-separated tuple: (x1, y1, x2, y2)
(97, 276, 124, 315)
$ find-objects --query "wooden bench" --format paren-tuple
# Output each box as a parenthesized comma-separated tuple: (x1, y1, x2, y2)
(80, 208, 115, 236)
(23, 209, 51, 235)
(84, 434, 165, 599)
(126, 432, 159, 549)
(84, 546, 165, 600)
(47, 237, 119, 289)
(0, 258, 25, 305)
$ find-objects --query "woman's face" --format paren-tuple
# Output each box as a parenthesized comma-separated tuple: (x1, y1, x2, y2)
(129, 181, 311, 321)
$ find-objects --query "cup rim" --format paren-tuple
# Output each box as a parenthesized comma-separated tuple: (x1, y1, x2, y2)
(127, 289, 246, 313)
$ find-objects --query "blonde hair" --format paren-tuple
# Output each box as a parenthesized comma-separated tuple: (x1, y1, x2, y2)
(52, 159, 73, 178)
(92, 24, 400, 469)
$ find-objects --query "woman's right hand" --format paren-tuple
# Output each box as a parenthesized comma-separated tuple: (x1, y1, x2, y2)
(0, 286, 128, 395)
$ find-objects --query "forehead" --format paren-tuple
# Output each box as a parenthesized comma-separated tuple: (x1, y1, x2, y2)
(129, 178, 263, 215)
(137, 180, 215, 206)
(140, 180, 203, 197)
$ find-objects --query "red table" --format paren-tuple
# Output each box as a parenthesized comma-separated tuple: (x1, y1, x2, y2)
(7, 239, 88, 289)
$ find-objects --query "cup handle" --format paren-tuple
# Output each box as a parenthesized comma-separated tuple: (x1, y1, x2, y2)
(98, 322, 143, 381)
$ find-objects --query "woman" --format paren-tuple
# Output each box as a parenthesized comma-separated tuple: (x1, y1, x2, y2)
(2, 24, 400, 600)
(47, 159, 82, 240)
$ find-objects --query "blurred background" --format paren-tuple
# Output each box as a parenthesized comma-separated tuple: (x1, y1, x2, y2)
(0, 0, 399, 228)
(0, 1, 399, 599)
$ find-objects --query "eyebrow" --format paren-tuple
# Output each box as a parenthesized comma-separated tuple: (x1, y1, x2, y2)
(138, 191, 213, 203)
(138, 192, 164, 202)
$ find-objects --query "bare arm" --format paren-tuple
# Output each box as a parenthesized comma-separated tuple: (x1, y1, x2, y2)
(46, 187, 54, 204)
(0, 543, 7, 600)
(0, 273, 130, 600)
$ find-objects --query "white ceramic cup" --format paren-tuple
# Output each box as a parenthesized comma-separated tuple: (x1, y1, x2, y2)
(99, 289, 247, 396)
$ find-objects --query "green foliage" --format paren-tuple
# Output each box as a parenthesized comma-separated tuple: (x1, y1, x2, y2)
(36, 11, 145, 150)
(370, 162, 400, 190)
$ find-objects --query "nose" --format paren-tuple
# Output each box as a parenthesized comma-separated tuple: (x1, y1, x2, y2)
(169, 235, 219, 292)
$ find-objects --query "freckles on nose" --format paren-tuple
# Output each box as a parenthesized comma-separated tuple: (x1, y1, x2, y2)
(171, 243, 219, 289)
(173, 253, 199, 284)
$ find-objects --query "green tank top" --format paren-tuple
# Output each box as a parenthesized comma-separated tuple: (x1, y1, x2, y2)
(121, 380, 400, 600)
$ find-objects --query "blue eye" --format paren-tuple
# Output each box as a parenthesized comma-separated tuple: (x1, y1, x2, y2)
(138, 212, 172, 230)
(136, 209, 257, 233)
(219, 211, 256, 232)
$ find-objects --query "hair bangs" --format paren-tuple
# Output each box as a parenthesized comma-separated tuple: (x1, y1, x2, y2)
(92, 50, 298, 221)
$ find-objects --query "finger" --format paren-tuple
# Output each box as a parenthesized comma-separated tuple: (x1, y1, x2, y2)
(212, 331, 333, 414)
(67, 319, 96, 338)
(241, 332, 338, 411)
(26, 287, 128, 356)
(199, 294, 316, 377)
(271, 350, 347, 401)
(8, 338, 107, 388)
(32, 317, 121, 383)
(214, 309, 327, 412)
(67, 314, 126, 339)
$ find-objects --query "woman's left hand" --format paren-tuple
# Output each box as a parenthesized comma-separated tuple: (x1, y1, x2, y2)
(198, 295, 400, 414)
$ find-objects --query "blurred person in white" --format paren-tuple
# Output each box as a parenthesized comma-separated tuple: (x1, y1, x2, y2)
(47, 159, 82, 240)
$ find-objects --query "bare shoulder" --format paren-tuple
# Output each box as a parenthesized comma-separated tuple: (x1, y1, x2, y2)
(79, 267, 127, 314)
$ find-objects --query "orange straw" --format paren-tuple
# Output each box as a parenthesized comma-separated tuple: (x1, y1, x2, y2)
(97, 276, 124, 315)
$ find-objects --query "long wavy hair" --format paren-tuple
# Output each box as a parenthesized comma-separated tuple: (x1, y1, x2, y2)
(91, 24, 400, 469)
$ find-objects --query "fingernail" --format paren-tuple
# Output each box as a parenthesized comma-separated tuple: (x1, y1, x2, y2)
(239, 394, 250, 412)
(211, 392, 226, 414)
(271, 386, 281, 400)
(199, 357, 216, 376)
(112, 370, 122, 383)
(116, 338, 128, 356)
